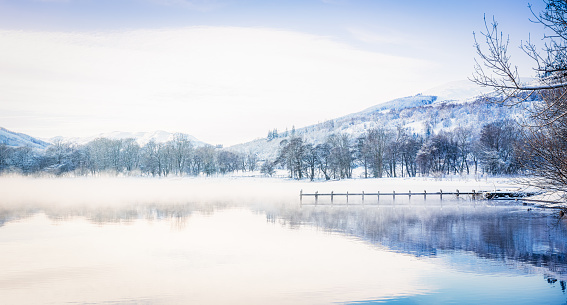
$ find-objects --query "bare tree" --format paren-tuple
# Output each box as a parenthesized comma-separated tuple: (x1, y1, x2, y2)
(260, 161, 275, 177)
(171, 134, 193, 175)
(316, 143, 332, 180)
(364, 128, 389, 178)
(122, 138, 140, 173)
(276, 137, 305, 179)
(302, 143, 317, 181)
(472, 1, 567, 195)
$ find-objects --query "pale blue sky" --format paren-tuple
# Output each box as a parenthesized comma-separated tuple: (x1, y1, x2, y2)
(0, 0, 549, 145)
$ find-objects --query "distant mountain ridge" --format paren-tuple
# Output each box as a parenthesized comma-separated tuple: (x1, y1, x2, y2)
(50, 130, 208, 147)
(354, 95, 437, 115)
(0, 127, 50, 149)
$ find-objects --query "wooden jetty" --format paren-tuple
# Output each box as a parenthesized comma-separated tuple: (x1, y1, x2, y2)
(299, 189, 538, 205)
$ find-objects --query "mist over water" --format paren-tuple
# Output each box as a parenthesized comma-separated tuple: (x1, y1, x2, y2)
(0, 176, 566, 304)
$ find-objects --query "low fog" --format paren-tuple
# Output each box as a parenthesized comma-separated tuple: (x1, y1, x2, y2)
(0, 175, 519, 208)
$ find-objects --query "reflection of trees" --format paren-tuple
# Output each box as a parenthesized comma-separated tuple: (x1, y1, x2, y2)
(0, 206, 39, 227)
(2, 200, 566, 282)
(0, 202, 229, 229)
(270, 204, 567, 280)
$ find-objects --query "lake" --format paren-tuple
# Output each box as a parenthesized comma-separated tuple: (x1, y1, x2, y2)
(0, 189, 566, 304)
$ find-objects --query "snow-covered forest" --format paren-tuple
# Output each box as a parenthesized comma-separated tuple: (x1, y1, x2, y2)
(0, 134, 258, 177)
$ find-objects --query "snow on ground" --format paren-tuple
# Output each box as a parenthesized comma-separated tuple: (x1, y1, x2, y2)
(0, 175, 525, 209)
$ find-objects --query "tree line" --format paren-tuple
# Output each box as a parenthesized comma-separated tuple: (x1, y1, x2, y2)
(0, 120, 524, 179)
(0, 134, 258, 177)
(265, 119, 522, 180)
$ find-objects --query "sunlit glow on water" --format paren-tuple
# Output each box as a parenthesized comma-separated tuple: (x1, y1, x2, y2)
(0, 209, 435, 304)
(0, 197, 566, 304)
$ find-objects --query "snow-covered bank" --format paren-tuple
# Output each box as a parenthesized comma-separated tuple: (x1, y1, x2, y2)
(0, 175, 525, 208)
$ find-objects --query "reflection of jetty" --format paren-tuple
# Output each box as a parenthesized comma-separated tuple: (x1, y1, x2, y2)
(300, 189, 538, 204)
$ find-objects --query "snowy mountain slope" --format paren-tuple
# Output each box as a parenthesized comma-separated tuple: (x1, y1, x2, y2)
(229, 81, 526, 160)
(50, 130, 208, 147)
(0, 127, 51, 149)
(356, 95, 437, 114)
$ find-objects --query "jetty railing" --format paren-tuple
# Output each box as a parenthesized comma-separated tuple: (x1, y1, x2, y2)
(299, 189, 539, 205)
(300, 189, 483, 204)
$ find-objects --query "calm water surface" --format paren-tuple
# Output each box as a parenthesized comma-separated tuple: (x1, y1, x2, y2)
(0, 198, 566, 304)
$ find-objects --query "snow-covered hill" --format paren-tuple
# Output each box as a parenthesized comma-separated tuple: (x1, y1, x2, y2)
(50, 130, 208, 147)
(229, 80, 525, 160)
(357, 95, 437, 114)
(0, 127, 51, 150)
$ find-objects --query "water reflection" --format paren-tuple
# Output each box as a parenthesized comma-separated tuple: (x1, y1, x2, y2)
(0, 208, 435, 304)
(0, 199, 566, 304)
(2, 199, 566, 279)
(274, 201, 567, 281)
(0, 201, 228, 229)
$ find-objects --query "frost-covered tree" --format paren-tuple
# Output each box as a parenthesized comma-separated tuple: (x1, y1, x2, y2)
(479, 120, 521, 175)
(302, 143, 318, 181)
(398, 130, 422, 177)
(245, 153, 258, 172)
(277, 137, 305, 179)
(364, 128, 389, 178)
(217, 150, 239, 174)
(260, 161, 275, 176)
(140, 140, 159, 176)
(43, 140, 80, 175)
(171, 133, 193, 175)
(472, 0, 567, 193)
(11, 146, 40, 174)
(316, 143, 332, 180)
(121, 138, 140, 173)
(328, 134, 353, 179)
(194, 145, 217, 176)
(0, 144, 12, 172)
(454, 127, 474, 175)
